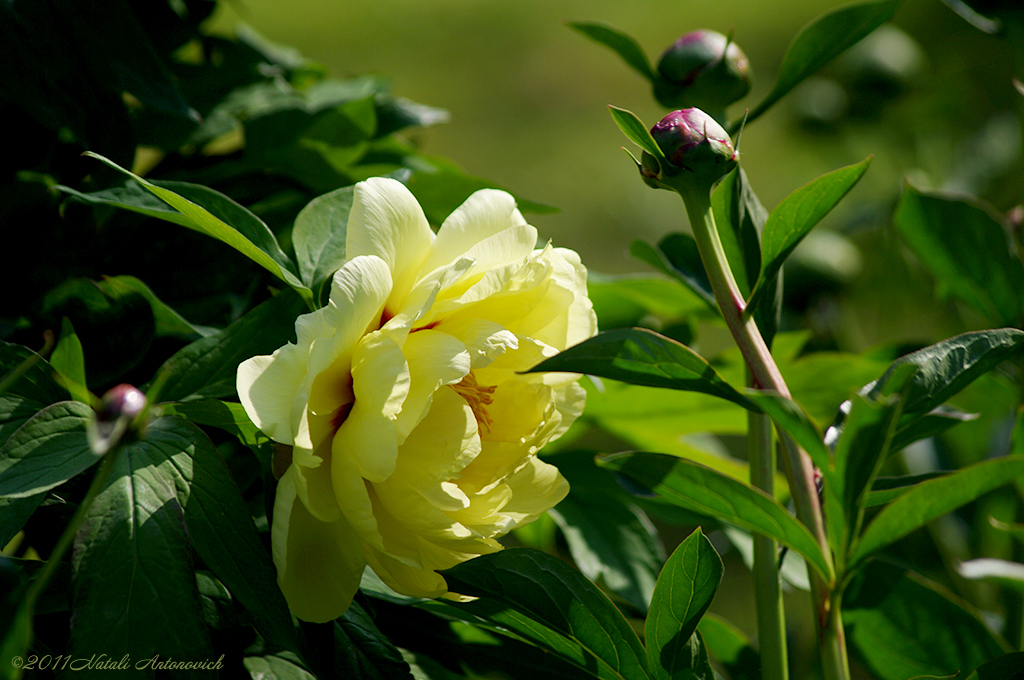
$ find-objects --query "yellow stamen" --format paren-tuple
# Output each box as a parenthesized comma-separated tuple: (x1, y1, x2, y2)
(450, 372, 496, 432)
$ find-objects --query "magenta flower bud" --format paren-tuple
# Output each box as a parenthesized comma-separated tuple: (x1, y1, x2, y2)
(98, 384, 147, 422)
(643, 108, 737, 194)
(655, 30, 752, 112)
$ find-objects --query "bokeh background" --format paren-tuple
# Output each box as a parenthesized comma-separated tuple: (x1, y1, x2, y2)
(209, 0, 1022, 353)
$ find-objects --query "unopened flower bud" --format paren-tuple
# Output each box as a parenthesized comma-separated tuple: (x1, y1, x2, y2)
(655, 30, 752, 113)
(642, 108, 738, 194)
(98, 384, 147, 422)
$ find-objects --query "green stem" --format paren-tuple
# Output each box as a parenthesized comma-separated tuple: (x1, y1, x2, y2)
(678, 187, 849, 680)
(749, 407, 789, 680)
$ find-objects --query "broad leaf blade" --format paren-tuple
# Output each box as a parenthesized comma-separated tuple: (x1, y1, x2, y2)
(962, 652, 1024, 680)
(743, 0, 900, 128)
(440, 548, 651, 680)
(895, 185, 1024, 327)
(598, 452, 832, 582)
(748, 157, 872, 310)
(646, 528, 723, 680)
(335, 601, 415, 680)
(631, 236, 717, 311)
(528, 327, 756, 411)
(696, 614, 760, 680)
(609, 106, 664, 160)
(293, 185, 353, 292)
(0, 401, 94, 498)
(850, 456, 1024, 567)
(568, 22, 656, 82)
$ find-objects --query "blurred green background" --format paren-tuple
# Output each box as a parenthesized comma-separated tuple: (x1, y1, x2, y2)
(207, 0, 1022, 351)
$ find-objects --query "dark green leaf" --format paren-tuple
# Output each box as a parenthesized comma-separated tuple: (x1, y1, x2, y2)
(844, 560, 1009, 680)
(888, 405, 978, 454)
(0, 495, 44, 549)
(74, 153, 313, 305)
(549, 451, 665, 612)
(631, 236, 716, 310)
(895, 185, 1024, 327)
(698, 614, 759, 680)
(850, 456, 1024, 567)
(0, 401, 94, 498)
(70, 443, 213, 670)
(0, 343, 67, 407)
(598, 452, 831, 581)
(962, 652, 1024, 680)
(159, 400, 269, 448)
(155, 288, 306, 403)
(646, 528, 723, 680)
(567, 22, 656, 82)
(50, 318, 90, 404)
(336, 601, 415, 680)
(742, 0, 901, 128)
(97, 276, 214, 340)
(863, 472, 946, 508)
(748, 157, 872, 311)
(440, 548, 651, 680)
(609, 106, 665, 160)
(864, 329, 1024, 419)
(142, 416, 300, 653)
(528, 327, 756, 411)
(243, 651, 317, 680)
(293, 186, 353, 292)
(742, 391, 830, 474)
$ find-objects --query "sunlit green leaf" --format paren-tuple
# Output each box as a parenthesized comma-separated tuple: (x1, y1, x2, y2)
(646, 528, 723, 680)
(567, 22, 656, 82)
(159, 400, 268, 448)
(528, 327, 756, 411)
(741, 0, 901, 128)
(895, 185, 1024, 327)
(747, 157, 871, 311)
(598, 452, 831, 582)
(609, 106, 664, 160)
(293, 185, 353, 293)
(844, 560, 1009, 680)
(440, 549, 651, 680)
(850, 456, 1024, 567)
(50, 318, 90, 404)
(0, 401, 94, 498)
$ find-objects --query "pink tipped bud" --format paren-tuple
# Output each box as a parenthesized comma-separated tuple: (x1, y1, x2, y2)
(655, 30, 752, 111)
(98, 384, 147, 422)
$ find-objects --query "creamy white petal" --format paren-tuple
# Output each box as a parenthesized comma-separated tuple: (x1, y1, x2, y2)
(395, 329, 471, 442)
(236, 346, 307, 446)
(434, 317, 518, 369)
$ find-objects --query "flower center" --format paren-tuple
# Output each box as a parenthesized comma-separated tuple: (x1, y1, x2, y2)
(450, 372, 496, 432)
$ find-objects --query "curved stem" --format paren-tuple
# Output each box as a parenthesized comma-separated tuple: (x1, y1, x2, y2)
(678, 187, 849, 680)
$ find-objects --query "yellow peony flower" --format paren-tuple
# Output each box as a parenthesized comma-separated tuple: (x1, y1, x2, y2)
(237, 177, 597, 622)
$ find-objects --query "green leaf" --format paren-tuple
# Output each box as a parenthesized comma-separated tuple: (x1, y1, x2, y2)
(336, 601, 415, 680)
(73, 153, 313, 306)
(97, 275, 215, 340)
(742, 391, 830, 473)
(864, 329, 1024, 419)
(440, 548, 651, 680)
(70, 443, 213, 667)
(850, 455, 1024, 567)
(243, 652, 317, 680)
(549, 450, 665, 612)
(293, 185, 353, 293)
(155, 288, 307, 403)
(598, 452, 832, 582)
(0, 401, 94, 498)
(0, 495, 44, 549)
(527, 327, 756, 412)
(741, 0, 901, 128)
(863, 472, 945, 508)
(696, 614, 760, 680)
(0, 342, 67, 407)
(646, 528, 723, 680)
(587, 274, 708, 331)
(962, 652, 1024, 680)
(609, 106, 665, 160)
(631, 236, 716, 311)
(895, 185, 1024, 327)
(159, 400, 268, 448)
(140, 416, 300, 653)
(844, 560, 1009, 680)
(50, 318, 90, 404)
(748, 157, 872, 311)
(567, 22, 656, 82)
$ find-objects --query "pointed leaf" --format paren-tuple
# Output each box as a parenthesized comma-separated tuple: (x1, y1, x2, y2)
(568, 22, 656, 82)
(159, 400, 269, 448)
(72, 153, 312, 305)
(440, 548, 651, 680)
(336, 601, 415, 680)
(528, 327, 756, 411)
(609, 106, 665, 160)
(293, 185, 353, 292)
(850, 455, 1024, 567)
(0, 401, 94, 498)
(598, 452, 832, 582)
(742, 0, 901, 128)
(696, 614, 760, 680)
(748, 157, 871, 311)
(895, 185, 1024, 327)
(631, 236, 717, 310)
(646, 528, 723, 680)
(50, 318, 90, 404)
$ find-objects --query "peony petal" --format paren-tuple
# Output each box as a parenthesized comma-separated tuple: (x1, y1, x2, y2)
(493, 457, 569, 528)
(237, 345, 307, 446)
(434, 317, 518, 369)
(272, 467, 366, 622)
(395, 329, 471, 442)
(347, 178, 434, 307)
(333, 332, 409, 483)
(363, 544, 449, 599)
